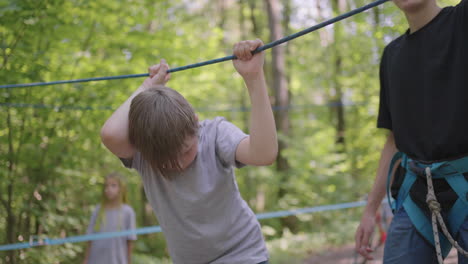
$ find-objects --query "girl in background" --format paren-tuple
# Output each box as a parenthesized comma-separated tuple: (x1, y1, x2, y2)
(83, 173, 137, 264)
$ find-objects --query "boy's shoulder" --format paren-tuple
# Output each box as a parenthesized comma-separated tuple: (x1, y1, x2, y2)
(384, 34, 405, 55)
(380, 34, 406, 67)
(200, 116, 229, 127)
(199, 116, 234, 134)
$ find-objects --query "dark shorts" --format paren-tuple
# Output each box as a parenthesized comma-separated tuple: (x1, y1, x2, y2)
(383, 207, 468, 264)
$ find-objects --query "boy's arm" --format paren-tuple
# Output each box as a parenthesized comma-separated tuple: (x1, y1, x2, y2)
(100, 86, 144, 158)
(233, 39, 278, 166)
(235, 73, 277, 166)
(355, 132, 397, 260)
(100, 61, 170, 159)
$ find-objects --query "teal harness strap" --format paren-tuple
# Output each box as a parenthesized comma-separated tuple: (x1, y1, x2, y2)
(445, 174, 468, 235)
(387, 152, 468, 259)
(395, 155, 415, 211)
(402, 196, 451, 256)
(439, 159, 468, 236)
(387, 151, 403, 211)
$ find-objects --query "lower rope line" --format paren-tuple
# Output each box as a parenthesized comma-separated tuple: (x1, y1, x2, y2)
(0, 200, 366, 251)
(0, 0, 389, 89)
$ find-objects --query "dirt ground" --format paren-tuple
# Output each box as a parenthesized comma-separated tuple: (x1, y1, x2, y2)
(304, 244, 459, 264)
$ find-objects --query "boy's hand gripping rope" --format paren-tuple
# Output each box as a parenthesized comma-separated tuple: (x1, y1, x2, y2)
(0, 0, 389, 89)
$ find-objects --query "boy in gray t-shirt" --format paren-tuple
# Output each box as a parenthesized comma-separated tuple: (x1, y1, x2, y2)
(101, 39, 277, 264)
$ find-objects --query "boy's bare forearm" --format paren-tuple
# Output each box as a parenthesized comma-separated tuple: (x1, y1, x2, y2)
(364, 132, 397, 215)
(101, 61, 170, 158)
(244, 72, 278, 164)
(101, 86, 146, 157)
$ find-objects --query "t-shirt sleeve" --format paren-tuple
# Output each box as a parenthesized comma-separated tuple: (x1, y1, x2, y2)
(125, 206, 137, 241)
(119, 152, 143, 171)
(377, 48, 393, 130)
(86, 206, 100, 234)
(215, 118, 249, 168)
(120, 157, 133, 168)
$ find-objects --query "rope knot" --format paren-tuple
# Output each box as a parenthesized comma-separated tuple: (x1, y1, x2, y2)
(424, 167, 441, 213)
(423, 166, 467, 261)
(426, 198, 441, 213)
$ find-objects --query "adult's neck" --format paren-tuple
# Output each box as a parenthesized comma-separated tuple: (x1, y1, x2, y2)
(404, 2, 441, 33)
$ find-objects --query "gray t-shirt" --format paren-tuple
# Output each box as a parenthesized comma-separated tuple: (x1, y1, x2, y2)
(86, 204, 137, 264)
(124, 117, 268, 264)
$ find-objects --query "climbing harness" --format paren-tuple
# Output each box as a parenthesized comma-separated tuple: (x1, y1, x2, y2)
(387, 152, 468, 263)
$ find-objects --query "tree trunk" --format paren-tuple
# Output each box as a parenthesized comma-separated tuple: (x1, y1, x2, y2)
(265, 0, 298, 233)
(141, 186, 149, 226)
(265, 0, 289, 174)
(6, 107, 17, 264)
(331, 0, 347, 147)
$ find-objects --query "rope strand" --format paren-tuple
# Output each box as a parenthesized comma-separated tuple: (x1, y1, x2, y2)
(425, 167, 468, 264)
(0, 0, 389, 89)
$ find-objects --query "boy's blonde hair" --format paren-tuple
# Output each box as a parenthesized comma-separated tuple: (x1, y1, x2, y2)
(128, 85, 198, 179)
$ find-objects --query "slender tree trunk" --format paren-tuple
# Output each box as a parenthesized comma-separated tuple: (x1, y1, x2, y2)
(244, 0, 271, 211)
(2, 22, 32, 264)
(141, 186, 149, 226)
(265, 0, 289, 174)
(265, 0, 298, 233)
(6, 107, 16, 264)
(247, 0, 260, 36)
(239, 0, 250, 132)
(331, 0, 347, 147)
(238, 0, 254, 206)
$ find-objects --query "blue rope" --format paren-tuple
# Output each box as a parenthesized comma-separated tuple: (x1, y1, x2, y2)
(0, 201, 366, 251)
(0, 74, 149, 89)
(255, 200, 366, 220)
(0, 101, 363, 112)
(0, 103, 115, 111)
(0, 0, 388, 89)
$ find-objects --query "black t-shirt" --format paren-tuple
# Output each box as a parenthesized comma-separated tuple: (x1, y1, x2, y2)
(378, 1, 468, 212)
(378, 1, 468, 162)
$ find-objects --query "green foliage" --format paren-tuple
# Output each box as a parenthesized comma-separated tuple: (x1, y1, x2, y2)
(0, 0, 459, 263)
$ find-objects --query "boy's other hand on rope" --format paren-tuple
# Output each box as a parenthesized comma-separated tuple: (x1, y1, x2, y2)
(141, 59, 171, 89)
(233, 39, 265, 81)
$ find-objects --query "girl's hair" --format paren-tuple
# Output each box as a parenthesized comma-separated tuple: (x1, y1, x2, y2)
(128, 85, 198, 179)
(94, 172, 128, 231)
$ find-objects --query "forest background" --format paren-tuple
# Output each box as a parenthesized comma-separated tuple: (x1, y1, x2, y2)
(0, 0, 458, 263)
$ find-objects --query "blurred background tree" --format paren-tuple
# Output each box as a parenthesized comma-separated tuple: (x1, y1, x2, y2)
(0, 0, 459, 263)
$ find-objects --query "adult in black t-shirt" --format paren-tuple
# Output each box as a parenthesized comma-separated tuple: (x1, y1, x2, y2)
(355, 0, 468, 263)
